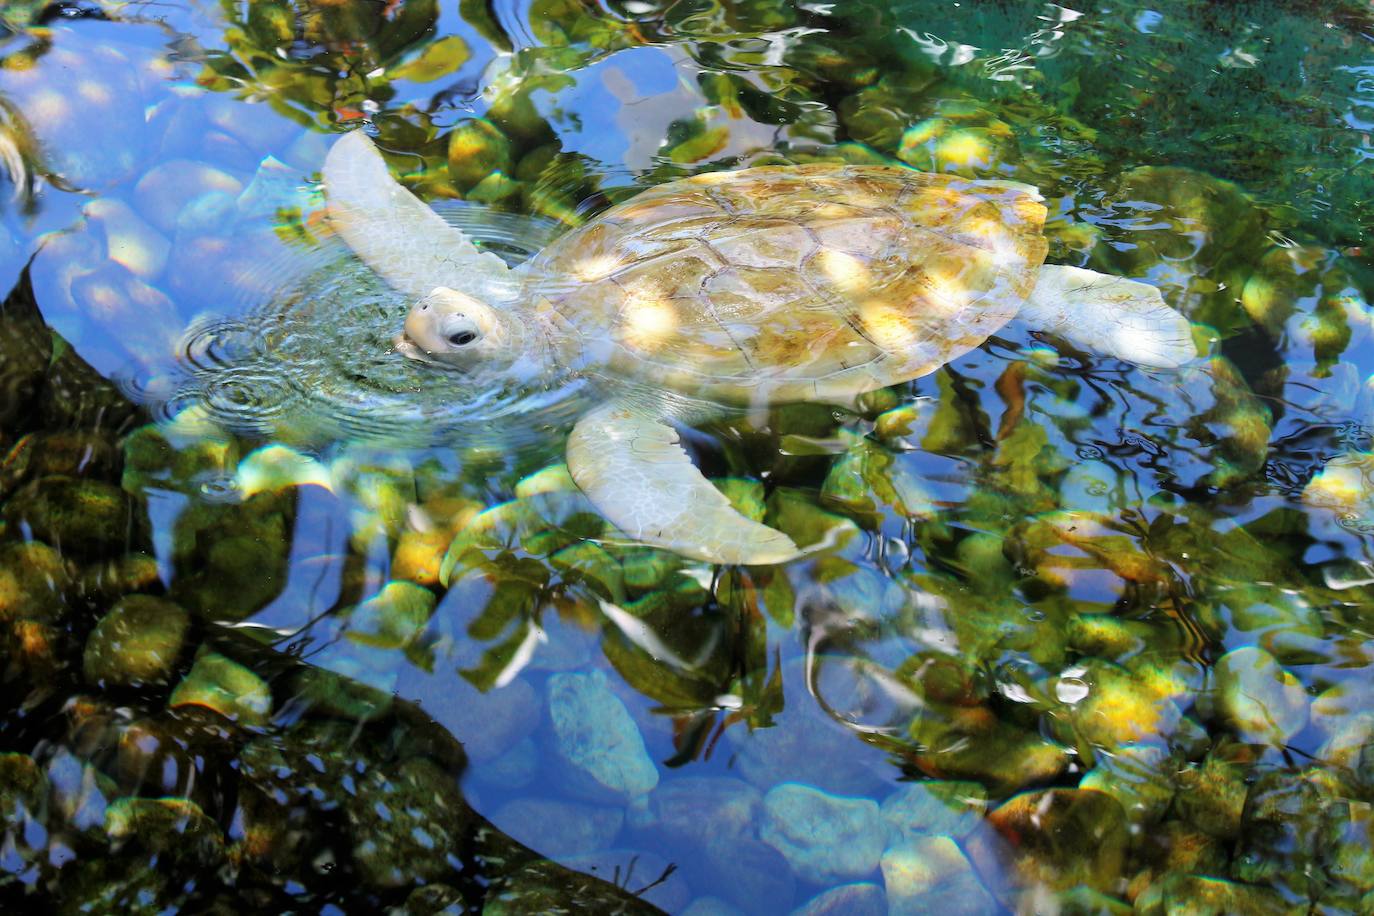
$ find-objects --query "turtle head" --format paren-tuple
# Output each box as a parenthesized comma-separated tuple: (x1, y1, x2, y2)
(396, 287, 523, 372)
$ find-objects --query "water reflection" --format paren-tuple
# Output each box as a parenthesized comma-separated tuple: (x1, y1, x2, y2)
(2, 0, 1374, 913)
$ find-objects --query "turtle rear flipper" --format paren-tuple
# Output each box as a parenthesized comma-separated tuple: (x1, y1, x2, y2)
(1020, 265, 1196, 368)
(567, 403, 800, 565)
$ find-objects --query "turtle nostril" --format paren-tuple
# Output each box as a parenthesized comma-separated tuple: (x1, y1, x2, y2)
(448, 331, 477, 346)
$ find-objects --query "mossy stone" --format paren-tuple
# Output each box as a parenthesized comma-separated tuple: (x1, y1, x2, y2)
(0, 752, 48, 829)
(978, 789, 1129, 894)
(0, 541, 70, 622)
(3, 475, 147, 558)
(105, 796, 225, 869)
(1174, 751, 1248, 839)
(168, 652, 272, 726)
(1134, 874, 1291, 916)
(83, 595, 190, 687)
(910, 710, 1069, 794)
(1079, 743, 1175, 829)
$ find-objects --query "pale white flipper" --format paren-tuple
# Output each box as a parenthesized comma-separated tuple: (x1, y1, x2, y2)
(566, 403, 800, 565)
(1020, 264, 1196, 368)
(322, 131, 514, 302)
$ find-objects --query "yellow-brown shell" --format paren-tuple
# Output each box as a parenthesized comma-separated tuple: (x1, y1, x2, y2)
(529, 164, 1049, 404)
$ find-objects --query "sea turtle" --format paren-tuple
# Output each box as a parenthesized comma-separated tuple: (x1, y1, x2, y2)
(322, 130, 1194, 565)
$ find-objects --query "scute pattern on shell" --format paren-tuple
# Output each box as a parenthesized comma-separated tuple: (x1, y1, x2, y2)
(531, 164, 1049, 404)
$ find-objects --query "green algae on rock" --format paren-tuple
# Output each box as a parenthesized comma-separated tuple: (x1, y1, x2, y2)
(83, 595, 191, 687)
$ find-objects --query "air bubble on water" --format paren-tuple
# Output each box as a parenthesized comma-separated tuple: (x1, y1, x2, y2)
(1055, 676, 1090, 704)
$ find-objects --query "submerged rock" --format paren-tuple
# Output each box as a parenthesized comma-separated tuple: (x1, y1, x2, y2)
(105, 796, 225, 869)
(1173, 748, 1250, 840)
(789, 882, 885, 916)
(1078, 743, 1176, 829)
(3, 475, 148, 558)
(880, 780, 987, 842)
(760, 782, 885, 881)
(975, 788, 1129, 895)
(489, 797, 623, 858)
(82, 595, 190, 687)
(0, 541, 70, 622)
(882, 834, 997, 916)
(1208, 646, 1309, 744)
(548, 670, 658, 800)
(168, 652, 272, 726)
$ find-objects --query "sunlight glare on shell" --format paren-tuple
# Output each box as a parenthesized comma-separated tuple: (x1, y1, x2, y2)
(620, 286, 678, 350)
(923, 266, 973, 311)
(815, 248, 869, 292)
(573, 253, 623, 282)
(963, 214, 1021, 266)
(860, 299, 919, 350)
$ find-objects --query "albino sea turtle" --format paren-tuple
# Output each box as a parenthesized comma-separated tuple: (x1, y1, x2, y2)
(322, 131, 1194, 565)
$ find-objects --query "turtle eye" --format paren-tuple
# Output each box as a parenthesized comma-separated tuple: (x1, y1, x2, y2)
(448, 330, 478, 346)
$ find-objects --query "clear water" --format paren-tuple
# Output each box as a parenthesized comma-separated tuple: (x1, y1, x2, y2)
(2, 0, 1374, 913)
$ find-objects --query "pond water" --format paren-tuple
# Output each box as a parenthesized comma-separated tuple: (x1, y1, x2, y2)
(1, 0, 1374, 912)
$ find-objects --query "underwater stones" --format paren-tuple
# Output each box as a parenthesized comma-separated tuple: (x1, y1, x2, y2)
(489, 797, 623, 858)
(636, 776, 761, 847)
(82, 595, 190, 687)
(232, 443, 331, 498)
(0, 541, 70, 622)
(759, 783, 885, 881)
(790, 883, 885, 916)
(1232, 769, 1337, 893)
(1133, 874, 1291, 916)
(547, 669, 657, 800)
(170, 493, 291, 621)
(1, 429, 120, 499)
(0, 751, 48, 830)
(1143, 820, 1228, 877)
(3, 475, 148, 558)
(880, 780, 987, 843)
(83, 196, 170, 280)
(538, 846, 689, 912)
(1208, 646, 1309, 745)
(345, 756, 474, 889)
(168, 652, 272, 726)
(105, 796, 225, 869)
(882, 834, 996, 916)
(908, 713, 1069, 794)
(1173, 749, 1249, 840)
(406, 673, 538, 762)
(1078, 743, 1175, 829)
(976, 788, 1129, 895)
(1053, 660, 1184, 753)
(76, 552, 161, 606)
(133, 159, 243, 233)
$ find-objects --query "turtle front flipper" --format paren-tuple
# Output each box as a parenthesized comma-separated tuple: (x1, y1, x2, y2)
(322, 130, 515, 303)
(567, 403, 800, 565)
(1020, 265, 1196, 368)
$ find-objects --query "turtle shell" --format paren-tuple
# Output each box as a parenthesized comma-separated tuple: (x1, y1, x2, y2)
(528, 164, 1049, 404)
